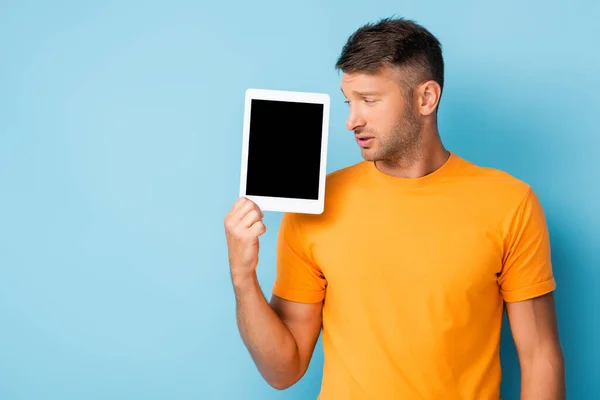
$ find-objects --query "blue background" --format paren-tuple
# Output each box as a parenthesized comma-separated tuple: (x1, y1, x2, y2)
(1, 1, 598, 399)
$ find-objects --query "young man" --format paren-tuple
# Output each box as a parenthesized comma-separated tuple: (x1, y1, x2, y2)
(224, 17, 565, 399)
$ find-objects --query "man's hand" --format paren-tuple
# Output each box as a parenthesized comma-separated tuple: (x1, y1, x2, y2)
(224, 197, 267, 286)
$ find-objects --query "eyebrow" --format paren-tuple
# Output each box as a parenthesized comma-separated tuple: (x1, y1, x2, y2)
(340, 88, 380, 97)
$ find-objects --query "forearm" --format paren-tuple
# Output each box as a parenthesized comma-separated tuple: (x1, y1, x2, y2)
(520, 350, 565, 399)
(233, 273, 301, 389)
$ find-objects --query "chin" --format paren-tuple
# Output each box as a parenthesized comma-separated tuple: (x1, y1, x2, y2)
(360, 148, 378, 162)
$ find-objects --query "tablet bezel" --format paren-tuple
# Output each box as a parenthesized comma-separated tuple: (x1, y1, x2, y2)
(239, 88, 330, 214)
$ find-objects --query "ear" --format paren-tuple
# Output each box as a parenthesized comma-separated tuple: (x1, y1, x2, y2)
(416, 80, 441, 116)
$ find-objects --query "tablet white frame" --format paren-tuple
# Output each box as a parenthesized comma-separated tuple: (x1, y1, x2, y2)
(239, 88, 330, 214)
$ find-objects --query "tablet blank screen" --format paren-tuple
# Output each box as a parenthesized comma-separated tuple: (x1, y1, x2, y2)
(246, 99, 324, 200)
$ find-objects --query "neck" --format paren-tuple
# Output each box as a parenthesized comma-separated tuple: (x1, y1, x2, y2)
(375, 126, 449, 179)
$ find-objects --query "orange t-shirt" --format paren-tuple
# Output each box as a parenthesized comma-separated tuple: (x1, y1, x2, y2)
(272, 152, 556, 399)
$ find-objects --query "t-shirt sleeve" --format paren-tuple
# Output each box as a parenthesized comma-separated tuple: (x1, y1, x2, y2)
(271, 212, 327, 303)
(498, 186, 556, 302)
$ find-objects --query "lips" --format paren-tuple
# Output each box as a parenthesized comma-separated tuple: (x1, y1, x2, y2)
(355, 134, 373, 140)
(356, 135, 374, 147)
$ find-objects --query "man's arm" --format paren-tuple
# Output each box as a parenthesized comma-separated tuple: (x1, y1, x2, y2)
(505, 292, 565, 399)
(225, 197, 323, 390)
(234, 276, 323, 389)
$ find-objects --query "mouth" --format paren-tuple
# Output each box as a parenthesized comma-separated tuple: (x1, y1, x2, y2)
(355, 135, 374, 147)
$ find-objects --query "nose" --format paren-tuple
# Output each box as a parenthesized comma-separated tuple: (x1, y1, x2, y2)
(346, 107, 366, 131)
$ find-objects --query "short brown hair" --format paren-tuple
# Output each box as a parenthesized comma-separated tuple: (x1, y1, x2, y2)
(335, 17, 444, 98)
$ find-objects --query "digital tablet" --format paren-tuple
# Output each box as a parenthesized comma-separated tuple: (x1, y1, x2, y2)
(239, 88, 330, 214)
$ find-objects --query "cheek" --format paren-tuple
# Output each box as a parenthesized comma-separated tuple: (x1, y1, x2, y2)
(369, 103, 400, 133)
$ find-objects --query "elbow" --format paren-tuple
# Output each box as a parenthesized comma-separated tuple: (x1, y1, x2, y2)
(264, 363, 305, 391)
(268, 380, 295, 391)
(258, 340, 306, 390)
(266, 374, 302, 391)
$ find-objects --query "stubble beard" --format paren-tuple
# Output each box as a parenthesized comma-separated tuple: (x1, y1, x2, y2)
(360, 107, 423, 164)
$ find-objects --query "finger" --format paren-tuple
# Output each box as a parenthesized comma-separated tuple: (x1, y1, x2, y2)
(248, 201, 263, 218)
(228, 197, 248, 217)
(225, 199, 244, 221)
(234, 197, 263, 219)
(249, 220, 267, 237)
(225, 199, 256, 232)
(235, 200, 258, 222)
(226, 200, 253, 225)
(240, 209, 262, 229)
(251, 202, 264, 219)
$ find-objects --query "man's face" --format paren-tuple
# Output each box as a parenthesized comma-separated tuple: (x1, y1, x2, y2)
(340, 67, 421, 162)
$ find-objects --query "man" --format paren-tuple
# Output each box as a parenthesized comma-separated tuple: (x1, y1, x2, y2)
(224, 17, 565, 399)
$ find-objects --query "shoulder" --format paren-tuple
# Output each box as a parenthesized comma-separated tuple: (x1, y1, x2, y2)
(449, 154, 549, 240)
(449, 153, 550, 236)
(452, 153, 534, 206)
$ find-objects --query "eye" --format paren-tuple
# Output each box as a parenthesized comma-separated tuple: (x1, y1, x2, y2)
(364, 98, 376, 104)
(344, 100, 351, 106)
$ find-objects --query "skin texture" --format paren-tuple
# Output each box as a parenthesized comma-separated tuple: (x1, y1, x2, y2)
(224, 66, 565, 396)
(224, 196, 322, 389)
(506, 293, 566, 399)
(340, 66, 449, 178)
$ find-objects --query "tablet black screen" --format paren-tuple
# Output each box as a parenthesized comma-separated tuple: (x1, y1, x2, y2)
(245, 99, 324, 200)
